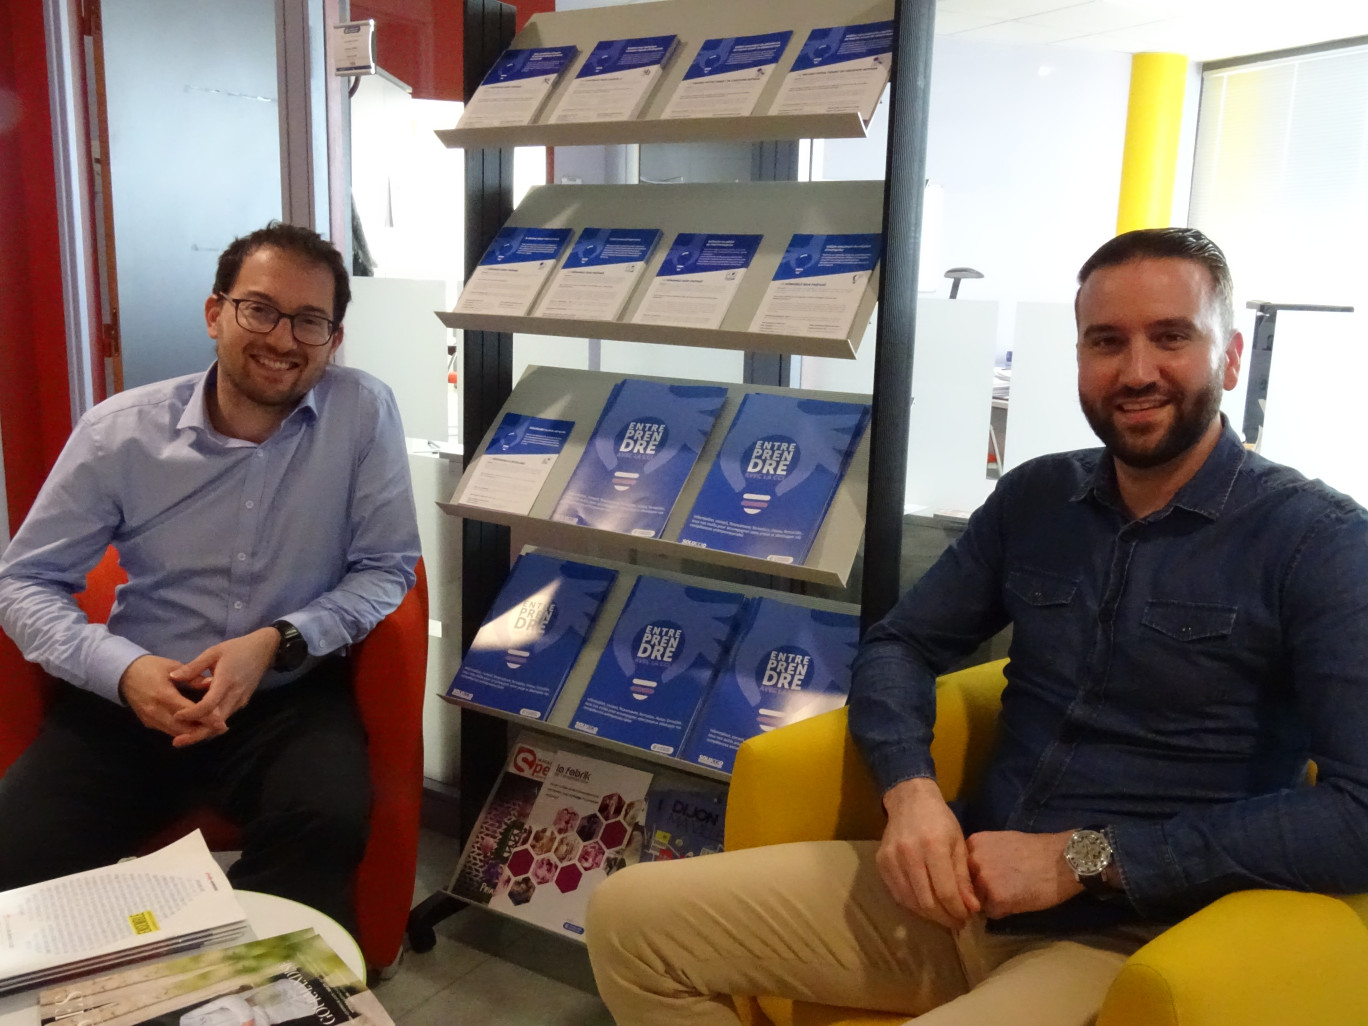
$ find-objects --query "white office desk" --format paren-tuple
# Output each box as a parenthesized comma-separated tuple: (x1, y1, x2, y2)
(0, 890, 362, 1025)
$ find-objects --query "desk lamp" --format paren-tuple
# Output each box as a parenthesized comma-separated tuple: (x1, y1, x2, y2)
(945, 267, 983, 299)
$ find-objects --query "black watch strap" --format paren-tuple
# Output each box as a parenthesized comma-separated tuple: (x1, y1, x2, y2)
(271, 619, 308, 672)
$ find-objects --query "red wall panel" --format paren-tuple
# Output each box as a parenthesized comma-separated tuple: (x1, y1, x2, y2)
(351, 0, 557, 102)
(0, 0, 74, 530)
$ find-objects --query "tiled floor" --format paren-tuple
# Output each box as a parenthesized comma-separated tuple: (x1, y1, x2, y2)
(373, 828, 615, 1026)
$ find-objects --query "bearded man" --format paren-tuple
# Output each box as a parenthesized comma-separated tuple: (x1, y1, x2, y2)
(585, 227, 1368, 1025)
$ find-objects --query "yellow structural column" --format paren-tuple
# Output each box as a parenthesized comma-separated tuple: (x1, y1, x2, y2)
(1116, 52, 1189, 234)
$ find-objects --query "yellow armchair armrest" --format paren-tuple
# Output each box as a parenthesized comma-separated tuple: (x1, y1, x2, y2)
(723, 659, 1009, 852)
(1099, 890, 1368, 1026)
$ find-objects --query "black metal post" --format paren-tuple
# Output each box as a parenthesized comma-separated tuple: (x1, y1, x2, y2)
(861, 0, 935, 631)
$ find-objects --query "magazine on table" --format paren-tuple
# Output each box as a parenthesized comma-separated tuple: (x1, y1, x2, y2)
(677, 392, 871, 564)
(570, 575, 746, 757)
(682, 597, 860, 773)
(36, 928, 392, 1026)
(550, 378, 727, 538)
(446, 551, 618, 720)
(0, 831, 248, 997)
(486, 749, 651, 942)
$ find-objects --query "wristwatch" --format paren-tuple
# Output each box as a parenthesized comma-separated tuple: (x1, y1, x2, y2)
(271, 620, 308, 672)
(1064, 827, 1116, 897)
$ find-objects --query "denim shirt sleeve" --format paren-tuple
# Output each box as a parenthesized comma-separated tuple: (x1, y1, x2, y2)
(848, 480, 1012, 795)
(1110, 501, 1368, 919)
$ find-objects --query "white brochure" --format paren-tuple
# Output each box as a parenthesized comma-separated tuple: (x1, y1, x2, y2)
(534, 227, 662, 321)
(768, 21, 894, 122)
(457, 45, 579, 128)
(660, 31, 792, 120)
(550, 35, 679, 123)
(455, 227, 574, 316)
(750, 233, 883, 339)
(457, 413, 575, 516)
(632, 233, 764, 330)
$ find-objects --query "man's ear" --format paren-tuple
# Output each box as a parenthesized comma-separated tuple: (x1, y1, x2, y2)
(1222, 330, 1244, 392)
(205, 294, 224, 338)
(328, 325, 344, 361)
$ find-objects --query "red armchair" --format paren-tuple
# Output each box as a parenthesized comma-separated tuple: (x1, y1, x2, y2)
(0, 548, 429, 973)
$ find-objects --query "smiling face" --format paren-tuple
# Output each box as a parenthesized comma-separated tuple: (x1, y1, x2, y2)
(204, 245, 342, 439)
(1076, 256, 1242, 471)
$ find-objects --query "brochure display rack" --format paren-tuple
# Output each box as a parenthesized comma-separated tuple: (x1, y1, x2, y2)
(407, 0, 934, 953)
(438, 182, 885, 359)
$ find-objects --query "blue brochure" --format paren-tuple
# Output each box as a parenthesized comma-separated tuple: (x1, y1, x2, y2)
(479, 45, 579, 86)
(488, 412, 574, 455)
(682, 32, 793, 80)
(770, 233, 883, 281)
(478, 227, 574, 268)
(564, 227, 662, 268)
(677, 392, 871, 563)
(550, 379, 727, 537)
(576, 35, 678, 78)
(447, 552, 618, 720)
(535, 227, 664, 321)
(682, 598, 860, 773)
(790, 21, 894, 71)
(571, 576, 746, 756)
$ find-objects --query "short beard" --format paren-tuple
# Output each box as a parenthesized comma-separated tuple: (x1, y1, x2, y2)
(1080, 374, 1224, 470)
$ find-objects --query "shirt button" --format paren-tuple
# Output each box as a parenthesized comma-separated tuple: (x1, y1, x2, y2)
(245, 500, 255, 509)
(234, 601, 243, 610)
(237, 553, 246, 561)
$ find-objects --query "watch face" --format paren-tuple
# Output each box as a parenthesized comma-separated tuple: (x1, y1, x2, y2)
(1065, 829, 1112, 877)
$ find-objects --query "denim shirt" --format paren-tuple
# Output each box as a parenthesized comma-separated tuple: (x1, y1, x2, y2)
(849, 422, 1368, 927)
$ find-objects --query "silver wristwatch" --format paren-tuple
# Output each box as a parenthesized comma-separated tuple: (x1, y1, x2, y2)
(1064, 827, 1115, 897)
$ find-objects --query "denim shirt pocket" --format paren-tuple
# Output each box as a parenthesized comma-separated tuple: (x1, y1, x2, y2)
(1140, 600, 1238, 644)
(1005, 567, 1083, 675)
(1006, 568, 1078, 609)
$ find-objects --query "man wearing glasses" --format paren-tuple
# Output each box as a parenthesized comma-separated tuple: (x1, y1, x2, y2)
(0, 222, 420, 930)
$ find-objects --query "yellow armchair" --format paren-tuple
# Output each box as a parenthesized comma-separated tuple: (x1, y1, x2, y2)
(723, 660, 1368, 1026)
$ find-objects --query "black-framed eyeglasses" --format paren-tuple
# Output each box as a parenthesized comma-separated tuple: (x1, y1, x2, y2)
(216, 293, 337, 347)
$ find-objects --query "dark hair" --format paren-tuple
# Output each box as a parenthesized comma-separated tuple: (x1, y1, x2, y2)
(213, 221, 351, 323)
(1077, 227, 1234, 338)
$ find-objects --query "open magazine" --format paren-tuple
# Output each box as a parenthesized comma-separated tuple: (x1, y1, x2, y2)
(0, 831, 248, 996)
(37, 929, 392, 1026)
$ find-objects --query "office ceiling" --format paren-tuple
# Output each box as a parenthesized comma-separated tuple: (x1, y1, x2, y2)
(937, 0, 1368, 61)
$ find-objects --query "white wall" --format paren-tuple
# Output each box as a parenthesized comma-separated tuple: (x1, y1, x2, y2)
(824, 36, 1133, 322)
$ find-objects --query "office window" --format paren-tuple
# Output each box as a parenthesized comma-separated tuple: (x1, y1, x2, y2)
(1189, 42, 1368, 504)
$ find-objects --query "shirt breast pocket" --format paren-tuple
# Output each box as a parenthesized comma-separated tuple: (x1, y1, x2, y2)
(1005, 567, 1083, 671)
(1140, 600, 1238, 646)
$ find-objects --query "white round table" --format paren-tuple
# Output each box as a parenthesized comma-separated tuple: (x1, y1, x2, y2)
(0, 890, 362, 1025)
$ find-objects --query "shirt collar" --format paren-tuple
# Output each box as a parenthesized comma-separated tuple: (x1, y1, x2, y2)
(1071, 415, 1247, 521)
(176, 363, 322, 441)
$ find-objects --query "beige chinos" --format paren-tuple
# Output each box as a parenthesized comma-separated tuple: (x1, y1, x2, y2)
(587, 840, 1162, 1026)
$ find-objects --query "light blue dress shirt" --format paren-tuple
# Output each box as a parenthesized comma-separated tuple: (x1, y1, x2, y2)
(0, 363, 421, 704)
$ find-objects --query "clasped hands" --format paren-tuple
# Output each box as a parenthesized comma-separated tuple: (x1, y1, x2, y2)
(116, 627, 281, 747)
(876, 776, 1083, 931)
